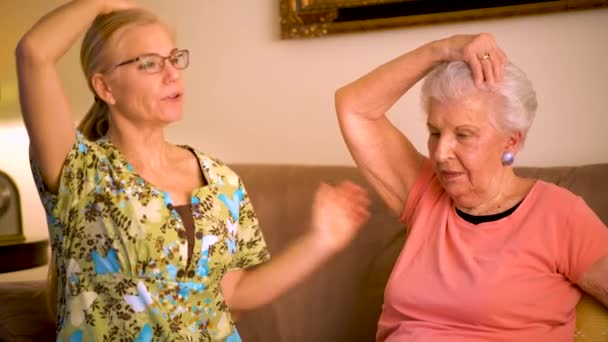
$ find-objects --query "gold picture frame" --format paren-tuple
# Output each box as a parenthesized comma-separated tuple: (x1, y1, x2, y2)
(280, 0, 608, 39)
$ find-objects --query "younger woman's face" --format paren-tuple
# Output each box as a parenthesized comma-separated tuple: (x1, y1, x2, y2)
(103, 22, 185, 128)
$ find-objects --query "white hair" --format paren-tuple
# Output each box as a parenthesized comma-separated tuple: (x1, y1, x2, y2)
(420, 61, 538, 145)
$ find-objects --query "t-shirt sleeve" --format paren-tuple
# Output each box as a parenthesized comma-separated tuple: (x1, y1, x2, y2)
(559, 196, 608, 283)
(400, 158, 437, 229)
(228, 179, 271, 271)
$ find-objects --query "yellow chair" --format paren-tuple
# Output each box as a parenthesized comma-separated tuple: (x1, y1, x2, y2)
(574, 293, 608, 341)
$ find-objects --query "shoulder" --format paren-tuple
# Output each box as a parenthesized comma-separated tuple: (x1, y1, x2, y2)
(532, 180, 584, 208)
(401, 158, 447, 225)
(528, 180, 598, 222)
(31, 131, 112, 185)
(188, 148, 243, 187)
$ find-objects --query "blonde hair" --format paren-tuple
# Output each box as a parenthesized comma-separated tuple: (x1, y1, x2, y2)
(48, 8, 159, 322)
(77, 8, 159, 140)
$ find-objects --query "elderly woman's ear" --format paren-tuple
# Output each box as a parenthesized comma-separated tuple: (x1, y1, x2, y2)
(502, 130, 522, 166)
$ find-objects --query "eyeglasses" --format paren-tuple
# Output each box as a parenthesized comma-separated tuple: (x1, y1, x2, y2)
(109, 49, 189, 74)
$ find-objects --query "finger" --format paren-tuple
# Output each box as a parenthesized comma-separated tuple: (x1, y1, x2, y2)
(336, 182, 370, 203)
(491, 58, 502, 84)
(493, 59, 503, 83)
(495, 49, 506, 81)
(332, 191, 369, 221)
(350, 209, 371, 229)
(339, 187, 371, 209)
(491, 48, 507, 82)
(497, 49, 509, 82)
(351, 205, 371, 221)
(314, 182, 334, 205)
(467, 53, 484, 87)
(481, 58, 495, 86)
(337, 180, 366, 194)
(349, 199, 372, 221)
(499, 48, 508, 65)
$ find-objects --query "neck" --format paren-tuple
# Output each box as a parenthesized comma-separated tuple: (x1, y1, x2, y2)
(455, 168, 529, 216)
(106, 123, 172, 173)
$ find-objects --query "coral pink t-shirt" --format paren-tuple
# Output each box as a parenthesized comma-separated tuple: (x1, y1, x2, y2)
(377, 159, 608, 342)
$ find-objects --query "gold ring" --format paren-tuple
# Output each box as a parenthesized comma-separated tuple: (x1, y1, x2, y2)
(480, 53, 491, 61)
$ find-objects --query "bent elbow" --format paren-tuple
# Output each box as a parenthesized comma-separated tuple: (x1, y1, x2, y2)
(15, 35, 48, 66)
(335, 86, 354, 120)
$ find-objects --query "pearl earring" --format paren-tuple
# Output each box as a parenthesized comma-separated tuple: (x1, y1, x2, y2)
(501, 151, 515, 166)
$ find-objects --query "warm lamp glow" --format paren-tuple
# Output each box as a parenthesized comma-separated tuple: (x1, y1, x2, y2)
(0, 80, 20, 121)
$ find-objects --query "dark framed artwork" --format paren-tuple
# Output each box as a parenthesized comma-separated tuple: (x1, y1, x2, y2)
(280, 0, 608, 39)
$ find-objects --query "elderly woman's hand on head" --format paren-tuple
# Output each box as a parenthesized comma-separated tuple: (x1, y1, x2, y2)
(94, 0, 140, 14)
(435, 33, 508, 87)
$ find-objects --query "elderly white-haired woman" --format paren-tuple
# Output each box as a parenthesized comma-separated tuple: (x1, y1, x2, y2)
(335, 33, 608, 341)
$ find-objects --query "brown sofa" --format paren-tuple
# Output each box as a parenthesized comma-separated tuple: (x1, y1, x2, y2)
(1, 163, 607, 341)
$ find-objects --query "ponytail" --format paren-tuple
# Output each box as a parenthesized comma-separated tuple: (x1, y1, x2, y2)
(78, 100, 110, 140)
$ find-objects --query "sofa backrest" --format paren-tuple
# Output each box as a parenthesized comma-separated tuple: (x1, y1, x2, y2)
(231, 163, 608, 342)
(0, 163, 605, 342)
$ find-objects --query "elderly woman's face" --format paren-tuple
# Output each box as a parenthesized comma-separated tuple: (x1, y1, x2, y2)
(427, 93, 511, 206)
(104, 22, 184, 126)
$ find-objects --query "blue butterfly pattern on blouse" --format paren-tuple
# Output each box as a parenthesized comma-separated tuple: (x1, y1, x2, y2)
(57, 329, 82, 342)
(219, 188, 243, 221)
(134, 323, 153, 342)
(178, 281, 206, 299)
(196, 235, 218, 277)
(226, 238, 236, 254)
(77, 142, 88, 153)
(226, 220, 238, 254)
(196, 251, 210, 277)
(91, 248, 120, 275)
(226, 329, 243, 342)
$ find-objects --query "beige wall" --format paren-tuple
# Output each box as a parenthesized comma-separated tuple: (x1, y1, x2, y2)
(1, 0, 607, 280)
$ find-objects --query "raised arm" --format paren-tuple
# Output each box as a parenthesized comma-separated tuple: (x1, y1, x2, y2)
(15, 0, 135, 193)
(335, 34, 506, 216)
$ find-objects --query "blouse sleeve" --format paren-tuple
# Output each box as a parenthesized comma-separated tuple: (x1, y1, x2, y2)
(29, 131, 101, 228)
(228, 179, 271, 271)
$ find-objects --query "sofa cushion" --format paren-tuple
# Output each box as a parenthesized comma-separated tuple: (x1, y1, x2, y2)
(0, 280, 55, 341)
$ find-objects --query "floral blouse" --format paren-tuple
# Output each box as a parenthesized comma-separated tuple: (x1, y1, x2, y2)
(31, 132, 270, 342)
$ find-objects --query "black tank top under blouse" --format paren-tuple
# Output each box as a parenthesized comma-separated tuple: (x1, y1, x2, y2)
(173, 148, 208, 265)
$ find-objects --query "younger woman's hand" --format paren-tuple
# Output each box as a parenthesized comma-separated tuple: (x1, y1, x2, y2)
(309, 181, 371, 254)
